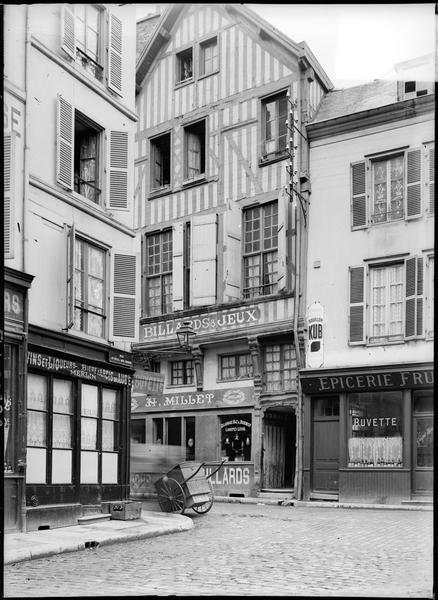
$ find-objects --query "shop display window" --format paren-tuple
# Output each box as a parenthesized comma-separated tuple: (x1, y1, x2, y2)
(413, 390, 433, 468)
(348, 391, 403, 467)
(221, 414, 252, 461)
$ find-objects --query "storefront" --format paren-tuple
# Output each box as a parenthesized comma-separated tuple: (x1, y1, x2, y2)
(24, 328, 134, 530)
(4, 267, 34, 532)
(300, 363, 434, 504)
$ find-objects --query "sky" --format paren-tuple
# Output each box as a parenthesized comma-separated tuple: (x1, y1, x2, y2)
(135, 3, 435, 89)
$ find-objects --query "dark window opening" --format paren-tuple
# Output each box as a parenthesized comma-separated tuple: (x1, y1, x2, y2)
(130, 420, 146, 444)
(151, 133, 171, 190)
(184, 120, 206, 180)
(262, 92, 288, 159)
(74, 111, 101, 203)
(177, 48, 193, 83)
(404, 81, 416, 93)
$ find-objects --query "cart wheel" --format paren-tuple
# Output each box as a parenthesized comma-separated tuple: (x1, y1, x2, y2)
(156, 477, 186, 514)
(192, 483, 214, 515)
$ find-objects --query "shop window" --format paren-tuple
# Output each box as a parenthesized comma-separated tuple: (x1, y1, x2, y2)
(220, 414, 252, 462)
(170, 359, 194, 385)
(74, 111, 102, 204)
(243, 202, 278, 298)
(52, 379, 74, 484)
(200, 37, 218, 76)
(413, 390, 433, 468)
(314, 397, 339, 418)
(219, 353, 253, 381)
(264, 343, 295, 392)
(74, 238, 106, 337)
(131, 419, 146, 444)
(150, 132, 171, 191)
(176, 47, 193, 84)
(348, 391, 403, 467)
(145, 230, 173, 316)
(26, 374, 48, 484)
(184, 120, 206, 181)
(4, 344, 18, 473)
(152, 416, 196, 460)
(261, 91, 288, 161)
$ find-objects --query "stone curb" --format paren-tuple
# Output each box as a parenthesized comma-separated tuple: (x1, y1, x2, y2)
(213, 495, 433, 511)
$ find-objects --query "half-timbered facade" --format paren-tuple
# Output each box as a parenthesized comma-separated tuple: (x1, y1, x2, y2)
(132, 4, 332, 498)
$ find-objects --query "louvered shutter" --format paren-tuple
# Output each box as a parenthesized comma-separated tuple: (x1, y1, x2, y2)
(111, 253, 138, 340)
(56, 96, 74, 191)
(108, 13, 123, 96)
(4, 134, 14, 259)
(172, 222, 184, 311)
(349, 266, 365, 344)
(191, 213, 217, 306)
(61, 5, 75, 59)
(66, 224, 76, 329)
(425, 143, 434, 214)
(222, 201, 242, 302)
(351, 161, 367, 229)
(277, 189, 289, 291)
(405, 256, 424, 338)
(406, 148, 422, 219)
(109, 131, 128, 209)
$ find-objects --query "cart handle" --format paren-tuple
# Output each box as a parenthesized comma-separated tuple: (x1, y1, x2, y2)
(183, 459, 227, 484)
(204, 459, 227, 480)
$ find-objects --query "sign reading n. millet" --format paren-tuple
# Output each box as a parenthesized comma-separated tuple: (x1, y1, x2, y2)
(300, 368, 434, 394)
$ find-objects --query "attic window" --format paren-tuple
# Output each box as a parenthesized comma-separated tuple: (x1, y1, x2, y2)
(404, 81, 416, 93)
(176, 48, 193, 84)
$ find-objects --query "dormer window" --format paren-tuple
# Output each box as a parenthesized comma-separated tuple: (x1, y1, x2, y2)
(176, 48, 193, 84)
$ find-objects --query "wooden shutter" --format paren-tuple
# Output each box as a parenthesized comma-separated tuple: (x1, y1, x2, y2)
(349, 266, 365, 344)
(61, 5, 75, 59)
(108, 13, 123, 96)
(405, 256, 424, 338)
(351, 161, 367, 229)
(191, 213, 217, 306)
(4, 134, 14, 259)
(111, 252, 138, 340)
(109, 130, 128, 209)
(56, 96, 74, 191)
(425, 143, 434, 214)
(172, 222, 184, 311)
(65, 223, 76, 330)
(277, 190, 289, 291)
(406, 148, 422, 219)
(222, 201, 242, 302)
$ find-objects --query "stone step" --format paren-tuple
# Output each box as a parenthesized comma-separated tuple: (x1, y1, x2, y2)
(77, 513, 111, 525)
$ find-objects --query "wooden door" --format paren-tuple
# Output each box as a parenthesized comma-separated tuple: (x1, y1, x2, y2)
(312, 397, 339, 493)
(263, 420, 286, 488)
(412, 390, 433, 495)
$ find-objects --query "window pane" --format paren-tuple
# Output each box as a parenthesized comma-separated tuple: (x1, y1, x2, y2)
(88, 313, 104, 337)
(221, 414, 252, 461)
(166, 417, 182, 445)
(102, 420, 117, 451)
(53, 414, 73, 449)
(88, 245, 104, 278)
(81, 417, 97, 450)
(102, 388, 119, 420)
(27, 411, 46, 447)
(238, 354, 253, 378)
(82, 384, 98, 417)
(53, 379, 73, 414)
(416, 417, 433, 467)
(348, 392, 403, 467)
(221, 355, 237, 380)
(27, 374, 47, 411)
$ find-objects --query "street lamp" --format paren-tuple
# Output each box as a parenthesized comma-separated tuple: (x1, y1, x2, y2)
(176, 320, 196, 351)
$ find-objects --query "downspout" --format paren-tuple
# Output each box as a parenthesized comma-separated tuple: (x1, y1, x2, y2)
(22, 4, 31, 273)
(293, 189, 303, 501)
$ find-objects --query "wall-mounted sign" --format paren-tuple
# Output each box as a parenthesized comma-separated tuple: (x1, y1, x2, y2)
(27, 351, 132, 386)
(133, 372, 165, 395)
(4, 287, 25, 332)
(108, 349, 133, 368)
(306, 301, 324, 368)
(203, 462, 254, 492)
(300, 368, 434, 394)
(131, 386, 254, 412)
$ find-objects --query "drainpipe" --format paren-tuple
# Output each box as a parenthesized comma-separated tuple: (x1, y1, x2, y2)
(293, 192, 303, 501)
(22, 4, 31, 273)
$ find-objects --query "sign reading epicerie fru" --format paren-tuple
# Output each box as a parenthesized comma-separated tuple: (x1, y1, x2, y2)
(141, 306, 261, 342)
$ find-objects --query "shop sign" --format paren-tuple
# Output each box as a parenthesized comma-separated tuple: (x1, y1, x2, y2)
(203, 462, 254, 489)
(306, 302, 324, 368)
(141, 306, 261, 342)
(131, 386, 254, 412)
(4, 287, 25, 331)
(27, 351, 132, 386)
(108, 349, 133, 368)
(300, 368, 434, 394)
(133, 372, 165, 395)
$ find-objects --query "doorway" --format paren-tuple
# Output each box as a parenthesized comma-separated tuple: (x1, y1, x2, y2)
(412, 390, 433, 496)
(311, 396, 339, 496)
(262, 408, 296, 489)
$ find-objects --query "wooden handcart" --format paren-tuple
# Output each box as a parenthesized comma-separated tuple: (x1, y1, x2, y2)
(154, 460, 226, 515)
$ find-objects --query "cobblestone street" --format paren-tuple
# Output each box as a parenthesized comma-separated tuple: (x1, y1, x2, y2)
(4, 501, 433, 597)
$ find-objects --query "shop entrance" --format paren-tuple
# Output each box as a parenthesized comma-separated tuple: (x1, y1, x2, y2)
(262, 408, 296, 490)
(412, 390, 433, 496)
(311, 397, 339, 496)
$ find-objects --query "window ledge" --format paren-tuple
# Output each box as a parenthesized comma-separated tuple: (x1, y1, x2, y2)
(259, 152, 288, 167)
(148, 186, 172, 200)
(166, 384, 196, 389)
(217, 377, 253, 383)
(198, 70, 220, 81)
(182, 175, 207, 189)
(366, 339, 405, 346)
(175, 78, 194, 89)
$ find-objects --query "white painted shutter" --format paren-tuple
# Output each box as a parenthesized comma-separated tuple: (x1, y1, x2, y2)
(222, 201, 242, 302)
(4, 134, 14, 259)
(349, 266, 365, 344)
(406, 148, 422, 219)
(191, 213, 217, 306)
(66, 223, 76, 329)
(405, 256, 423, 339)
(109, 131, 128, 209)
(111, 253, 138, 340)
(425, 143, 434, 214)
(108, 13, 123, 96)
(351, 161, 367, 229)
(172, 222, 184, 311)
(277, 189, 289, 291)
(61, 5, 75, 59)
(56, 96, 74, 191)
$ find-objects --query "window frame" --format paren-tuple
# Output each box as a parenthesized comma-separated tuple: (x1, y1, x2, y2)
(263, 342, 295, 392)
(199, 36, 219, 78)
(218, 352, 253, 382)
(425, 254, 434, 338)
(260, 90, 288, 164)
(74, 4, 104, 81)
(169, 359, 195, 386)
(144, 229, 173, 317)
(370, 152, 405, 225)
(183, 119, 207, 183)
(368, 261, 405, 344)
(175, 46, 194, 86)
(149, 131, 172, 193)
(73, 109, 103, 205)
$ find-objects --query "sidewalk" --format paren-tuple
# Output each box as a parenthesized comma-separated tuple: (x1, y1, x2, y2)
(4, 508, 193, 566)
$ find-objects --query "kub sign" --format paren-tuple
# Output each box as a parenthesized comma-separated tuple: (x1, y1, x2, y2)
(307, 302, 324, 368)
